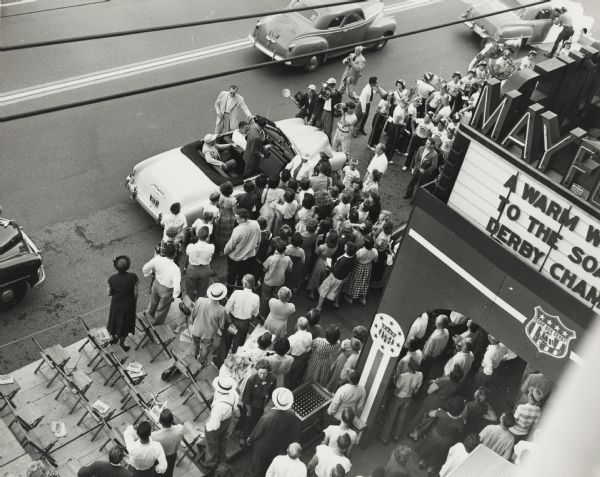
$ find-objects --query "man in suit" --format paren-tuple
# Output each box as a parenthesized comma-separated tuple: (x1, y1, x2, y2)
(214, 85, 253, 134)
(403, 137, 438, 201)
(243, 117, 268, 176)
(77, 446, 132, 477)
(294, 84, 318, 123)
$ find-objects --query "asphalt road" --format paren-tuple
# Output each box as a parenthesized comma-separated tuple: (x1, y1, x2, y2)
(0, 0, 597, 371)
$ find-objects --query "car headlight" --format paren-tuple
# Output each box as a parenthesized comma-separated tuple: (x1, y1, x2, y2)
(288, 43, 296, 52)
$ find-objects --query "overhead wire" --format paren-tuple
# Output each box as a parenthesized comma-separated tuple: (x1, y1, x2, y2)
(0, 0, 365, 51)
(0, 0, 550, 123)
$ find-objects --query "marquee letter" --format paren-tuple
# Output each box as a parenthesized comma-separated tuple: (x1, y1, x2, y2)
(501, 103, 544, 163)
(537, 111, 586, 172)
(470, 80, 520, 141)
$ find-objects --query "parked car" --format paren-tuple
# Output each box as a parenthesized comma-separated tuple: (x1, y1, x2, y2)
(0, 217, 45, 310)
(249, 0, 397, 72)
(125, 116, 346, 224)
(462, 0, 560, 48)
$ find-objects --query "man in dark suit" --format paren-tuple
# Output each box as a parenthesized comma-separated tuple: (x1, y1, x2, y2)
(77, 446, 132, 477)
(403, 137, 438, 201)
(294, 84, 318, 123)
(243, 117, 268, 176)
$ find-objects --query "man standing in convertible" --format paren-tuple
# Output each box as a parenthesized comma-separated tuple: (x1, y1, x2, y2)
(244, 117, 268, 176)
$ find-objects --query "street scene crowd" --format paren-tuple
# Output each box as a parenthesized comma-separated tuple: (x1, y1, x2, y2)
(84, 35, 568, 477)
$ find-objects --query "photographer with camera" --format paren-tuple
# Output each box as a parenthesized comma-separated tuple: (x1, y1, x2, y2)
(294, 85, 318, 124)
(340, 46, 366, 101)
(332, 102, 357, 156)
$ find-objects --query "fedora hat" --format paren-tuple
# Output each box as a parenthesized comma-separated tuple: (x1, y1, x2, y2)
(271, 387, 294, 411)
(207, 283, 228, 301)
(212, 376, 236, 395)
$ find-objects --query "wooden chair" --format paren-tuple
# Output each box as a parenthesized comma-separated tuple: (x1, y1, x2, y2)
(181, 376, 214, 421)
(173, 352, 203, 397)
(0, 379, 20, 410)
(177, 422, 204, 466)
(54, 368, 93, 415)
(7, 402, 44, 431)
(32, 339, 70, 388)
(135, 312, 176, 363)
(21, 424, 58, 467)
(77, 320, 112, 367)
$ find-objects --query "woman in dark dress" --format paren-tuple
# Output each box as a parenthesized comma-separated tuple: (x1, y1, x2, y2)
(106, 255, 138, 351)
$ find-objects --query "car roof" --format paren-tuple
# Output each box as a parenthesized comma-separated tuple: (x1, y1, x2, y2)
(294, 0, 367, 18)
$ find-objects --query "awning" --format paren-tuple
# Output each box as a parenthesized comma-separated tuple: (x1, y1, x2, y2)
(447, 445, 516, 477)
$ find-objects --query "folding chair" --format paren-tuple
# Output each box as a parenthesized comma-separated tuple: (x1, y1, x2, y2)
(173, 352, 203, 397)
(99, 423, 126, 452)
(176, 421, 204, 466)
(7, 401, 44, 431)
(78, 318, 112, 367)
(77, 399, 116, 442)
(135, 313, 176, 363)
(107, 351, 146, 388)
(0, 379, 20, 410)
(32, 339, 70, 388)
(54, 369, 93, 415)
(120, 384, 153, 412)
(182, 377, 214, 421)
(22, 424, 58, 467)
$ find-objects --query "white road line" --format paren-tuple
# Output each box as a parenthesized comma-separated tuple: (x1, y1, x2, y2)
(0, 0, 434, 103)
(408, 228, 584, 365)
(1, 0, 36, 7)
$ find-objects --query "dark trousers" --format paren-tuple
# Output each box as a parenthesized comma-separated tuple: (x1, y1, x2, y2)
(405, 171, 431, 200)
(405, 135, 426, 168)
(224, 317, 251, 354)
(204, 417, 231, 468)
(284, 352, 311, 390)
(549, 26, 574, 56)
(240, 406, 265, 438)
(227, 256, 256, 290)
(355, 103, 371, 134)
(368, 112, 388, 147)
(165, 454, 177, 477)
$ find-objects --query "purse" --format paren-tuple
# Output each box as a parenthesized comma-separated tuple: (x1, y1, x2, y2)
(227, 323, 238, 335)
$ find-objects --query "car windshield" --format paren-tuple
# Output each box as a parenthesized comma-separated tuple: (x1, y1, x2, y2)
(0, 219, 22, 255)
(291, 1, 319, 22)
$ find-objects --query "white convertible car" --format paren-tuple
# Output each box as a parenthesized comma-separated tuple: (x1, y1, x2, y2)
(125, 117, 346, 223)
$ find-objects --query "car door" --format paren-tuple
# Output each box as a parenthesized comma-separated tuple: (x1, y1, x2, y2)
(322, 14, 346, 50)
(340, 11, 367, 48)
(527, 7, 555, 43)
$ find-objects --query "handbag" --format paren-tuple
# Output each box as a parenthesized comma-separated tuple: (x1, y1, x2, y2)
(227, 323, 238, 335)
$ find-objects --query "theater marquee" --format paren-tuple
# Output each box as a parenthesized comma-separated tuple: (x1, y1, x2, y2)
(448, 141, 600, 311)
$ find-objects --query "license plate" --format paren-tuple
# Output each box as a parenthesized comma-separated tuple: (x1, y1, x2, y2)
(149, 195, 160, 207)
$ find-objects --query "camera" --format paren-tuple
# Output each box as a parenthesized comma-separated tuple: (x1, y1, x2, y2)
(343, 53, 355, 65)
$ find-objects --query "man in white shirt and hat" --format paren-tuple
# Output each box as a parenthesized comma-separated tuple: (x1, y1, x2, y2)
(214, 85, 253, 134)
(142, 245, 181, 326)
(202, 133, 237, 171)
(247, 387, 301, 477)
(190, 282, 228, 365)
(202, 376, 240, 470)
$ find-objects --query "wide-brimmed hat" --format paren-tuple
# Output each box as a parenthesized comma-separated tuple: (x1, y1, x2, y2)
(207, 283, 228, 301)
(212, 376, 236, 395)
(271, 387, 294, 410)
(204, 133, 217, 143)
(308, 84, 316, 91)
(326, 77, 337, 85)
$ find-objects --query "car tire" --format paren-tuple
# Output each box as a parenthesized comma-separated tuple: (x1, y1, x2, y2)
(304, 54, 324, 72)
(370, 32, 393, 51)
(0, 281, 28, 311)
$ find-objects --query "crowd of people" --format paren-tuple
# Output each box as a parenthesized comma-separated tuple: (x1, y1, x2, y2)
(93, 42, 562, 477)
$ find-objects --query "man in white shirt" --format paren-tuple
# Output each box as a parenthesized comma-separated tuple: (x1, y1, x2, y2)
(323, 408, 358, 452)
(232, 121, 250, 150)
(332, 102, 357, 155)
(519, 50, 537, 70)
(202, 134, 237, 171)
(475, 335, 508, 387)
(443, 340, 474, 380)
(123, 421, 168, 474)
(354, 76, 386, 137)
(266, 442, 307, 477)
(327, 371, 366, 422)
(142, 246, 181, 326)
(203, 376, 240, 469)
(285, 154, 313, 181)
(224, 274, 260, 354)
(285, 317, 313, 389)
(366, 143, 388, 177)
(151, 409, 184, 477)
(184, 227, 215, 302)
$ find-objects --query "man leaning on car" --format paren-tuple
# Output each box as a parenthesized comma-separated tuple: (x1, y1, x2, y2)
(203, 134, 237, 172)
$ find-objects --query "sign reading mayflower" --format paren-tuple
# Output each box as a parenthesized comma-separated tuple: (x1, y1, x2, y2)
(525, 306, 576, 359)
(448, 141, 600, 311)
(370, 313, 404, 357)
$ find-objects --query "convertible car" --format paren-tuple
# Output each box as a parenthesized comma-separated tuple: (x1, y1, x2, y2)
(249, 0, 397, 71)
(462, 0, 559, 48)
(125, 117, 346, 223)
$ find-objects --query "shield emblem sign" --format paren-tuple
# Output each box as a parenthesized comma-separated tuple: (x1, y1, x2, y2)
(525, 306, 576, 359)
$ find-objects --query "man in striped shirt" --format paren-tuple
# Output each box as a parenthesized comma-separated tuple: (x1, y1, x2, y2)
(510, 387, 542, 442)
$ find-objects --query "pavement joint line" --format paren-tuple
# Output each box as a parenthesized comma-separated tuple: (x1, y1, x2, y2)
(0, 0, 435, 103)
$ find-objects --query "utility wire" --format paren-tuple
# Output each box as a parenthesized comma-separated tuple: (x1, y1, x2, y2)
(0, 0, 364, 51)
(0, 0, 550, 123)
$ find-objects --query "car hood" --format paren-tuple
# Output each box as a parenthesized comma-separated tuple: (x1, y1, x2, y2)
(276, 118, 330, 158)
(466, 0, 522, 32)
(134, 148, 218, 210)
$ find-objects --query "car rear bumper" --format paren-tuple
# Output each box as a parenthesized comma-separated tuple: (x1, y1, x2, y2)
(126, 175, 160, 220)
(248, 34, 291, 64)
